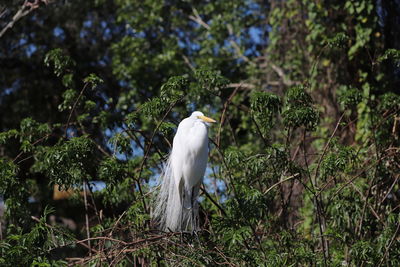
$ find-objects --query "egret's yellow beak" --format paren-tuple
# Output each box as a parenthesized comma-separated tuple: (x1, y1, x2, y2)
(198, 115, 216, 123)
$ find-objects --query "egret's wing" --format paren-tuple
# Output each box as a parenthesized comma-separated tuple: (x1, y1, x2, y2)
(182, 122, 208, 189)
(153, 115, 210, 232)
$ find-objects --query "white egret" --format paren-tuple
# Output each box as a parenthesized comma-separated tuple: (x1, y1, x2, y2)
(153, 111, 216, 232)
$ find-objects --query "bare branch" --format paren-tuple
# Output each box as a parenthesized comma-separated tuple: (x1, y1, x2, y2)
(263, 173, 300, 195)
(226, 83, 255, 89)
(65, 82, 89, 137)
(0, 0, 51, 39)
(83, 181, 92, 256)
(270, 63, 299, 86)
(188, 7, 210, 30)
(182, 54, 195, 72)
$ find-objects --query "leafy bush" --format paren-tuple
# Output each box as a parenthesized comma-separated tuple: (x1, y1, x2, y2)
(0, 0, 399, 265)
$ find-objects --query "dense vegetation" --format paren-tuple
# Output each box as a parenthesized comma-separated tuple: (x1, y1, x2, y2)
(1, 0, 399, 265)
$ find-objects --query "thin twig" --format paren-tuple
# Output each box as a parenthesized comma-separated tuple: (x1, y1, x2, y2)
(302, 129, 328, 266)
(378, 221, 400, 267)
(188, 7, 210, 30)
(263, 173, 300, 195)
(379, 174, 400, 205)
(83, 181, 92, 256)
(356, 174, 376, 237)
(270, 63, 297, 86)
(65, 83, 89, 137)
(182, 55, 195, 72)
(13, 133, 51, 162)
(0, 1, 41, 39)
(332, 156, 387, 198)
(31, 216, 99, 254)
(217, 84, 241, 146)
(200, 186, 226, 216)
(226, 83, 255, 89)
(314, 113, 345, 180)
(76, 236, 127, 246)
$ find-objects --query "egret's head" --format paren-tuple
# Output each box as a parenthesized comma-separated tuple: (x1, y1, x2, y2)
(191, 111, 216, 125)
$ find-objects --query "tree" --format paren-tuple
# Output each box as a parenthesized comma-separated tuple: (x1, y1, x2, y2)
(0, 0, 399, 265)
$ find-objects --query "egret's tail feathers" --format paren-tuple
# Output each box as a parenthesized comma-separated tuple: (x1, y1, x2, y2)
(152, 158, 200, 232)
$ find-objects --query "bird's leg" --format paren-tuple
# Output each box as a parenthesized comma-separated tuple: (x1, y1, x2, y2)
(180, 230, 184, 243)
(191, 190, 201, 245)
(180, 193, 185, 242)
(183, 187, 192, 210)
(191, 187, 196, 233)
(180, 187, 184, 233)
(191, 182, 201, 232)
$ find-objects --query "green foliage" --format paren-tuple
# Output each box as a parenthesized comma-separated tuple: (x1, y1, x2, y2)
(338, 86, 363, 109)
(320, 138, 358, 177)
(282, 85, 319, 131)
(44, 49, 76, 77)
(251, 91, 282, 134)
(101, 177, 136, 206)
(0, 208, 68, 266)
(20, 118, 51, 143)
(0, 159, 32, 226)
(1, 0, 399, 265)
(378, 92, 400, 110)
(193, 67, 229, 92)
(160, 76, 188, 103)
(0, 159, 19, 196)
(158, 121, 176, 136)
(378, 49, 400, 66)
(327, 33, 349, 48)
(0, 129, 18, 144)
(140, 97, 169, 118)
(83, 73, 104, 89)
(108, 132, 133, 156)
(98, 157, 128, 185)
(32, 136, 95, 188)
(58, 89, 77, 112)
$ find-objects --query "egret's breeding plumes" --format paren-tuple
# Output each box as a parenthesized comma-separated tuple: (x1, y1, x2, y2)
(153, 111, 216, 232)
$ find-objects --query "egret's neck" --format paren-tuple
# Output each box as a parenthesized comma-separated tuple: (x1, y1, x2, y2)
(188, 121, 208, 150)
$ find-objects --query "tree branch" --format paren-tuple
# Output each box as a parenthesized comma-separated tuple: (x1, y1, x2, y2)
(0, 0, 50, 39)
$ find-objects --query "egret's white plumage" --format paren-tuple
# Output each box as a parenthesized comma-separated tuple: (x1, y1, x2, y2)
(153, 111, 215, 232)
